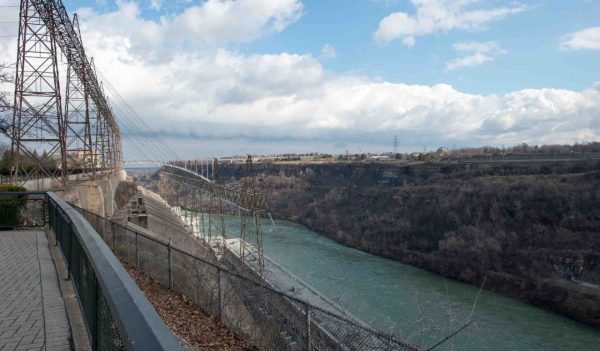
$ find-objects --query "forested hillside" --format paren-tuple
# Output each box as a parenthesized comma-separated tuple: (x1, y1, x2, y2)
(218, 159, 600, 327)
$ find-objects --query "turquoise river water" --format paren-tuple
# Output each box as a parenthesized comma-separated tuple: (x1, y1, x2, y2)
(191, 212, 600, 350)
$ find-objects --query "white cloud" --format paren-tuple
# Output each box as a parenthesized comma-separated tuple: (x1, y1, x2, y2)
(446, 41, 504, 70)
(4, 1, 598, 158)
(560, 26, 600, 50)
(374, 0, 525, 46)
(446, 53, 493, 71)
(149, 0, 162, 11)
(170, 0, 303, 45)
(320, 44, 336, 60)
(453, 41, 500, 53)
(78, 0, 303, 58)
(73, 3, 600, 158)
(402, 36, 416, 47)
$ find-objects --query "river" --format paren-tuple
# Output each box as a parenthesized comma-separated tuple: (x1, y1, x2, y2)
(186, 211, 600, 350)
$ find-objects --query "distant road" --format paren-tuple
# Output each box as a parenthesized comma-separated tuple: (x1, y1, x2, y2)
(572, 278, 600, 290)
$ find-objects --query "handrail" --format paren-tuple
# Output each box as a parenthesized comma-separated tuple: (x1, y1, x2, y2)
(0, 191, 48, 195)
(47, 193, 181, 351)
(72, 204, 416, 350)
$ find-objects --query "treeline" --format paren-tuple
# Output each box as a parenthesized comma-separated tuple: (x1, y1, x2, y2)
(221, 142, 600, 165)
(440, 142, 600, 160)
(0, 148, 59, 175)
(463, 141, 600, 155)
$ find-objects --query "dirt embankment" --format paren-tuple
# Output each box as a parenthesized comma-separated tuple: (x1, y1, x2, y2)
(125, 263, 255, 351)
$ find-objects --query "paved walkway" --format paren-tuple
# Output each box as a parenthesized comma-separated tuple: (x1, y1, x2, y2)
(0, 231, 71, 351)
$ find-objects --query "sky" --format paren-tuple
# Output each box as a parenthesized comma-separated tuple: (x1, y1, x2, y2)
(0, 0, 599, 159)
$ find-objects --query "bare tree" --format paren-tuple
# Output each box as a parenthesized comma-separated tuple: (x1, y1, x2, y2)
(0, 63, 14, 136)
(0, 63, 12, 109)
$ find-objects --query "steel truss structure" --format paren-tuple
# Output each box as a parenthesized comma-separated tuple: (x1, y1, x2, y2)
(10, 0, 121, 187)
(161, 163, 267, 211)
(160, 157, 267, 276)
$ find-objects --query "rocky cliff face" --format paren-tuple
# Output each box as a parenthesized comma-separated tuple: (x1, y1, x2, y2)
(217, 159, 600, 327)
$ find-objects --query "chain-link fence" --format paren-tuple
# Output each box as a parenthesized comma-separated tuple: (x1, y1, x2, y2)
(74, 206, 417, 351)
(0, 192, 46, 229)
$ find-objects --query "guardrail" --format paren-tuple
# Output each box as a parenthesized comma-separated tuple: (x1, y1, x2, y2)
(42, 193, 182, 351)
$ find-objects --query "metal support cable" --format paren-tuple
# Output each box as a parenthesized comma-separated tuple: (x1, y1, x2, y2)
(95, 69, 179, 161)
(99, 82, 177, 161)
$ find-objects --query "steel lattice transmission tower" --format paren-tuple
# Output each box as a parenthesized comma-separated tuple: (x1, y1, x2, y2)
(10, 0, 122, 188)
(239, 155, 265, 276)
(11, 0, 67, 184)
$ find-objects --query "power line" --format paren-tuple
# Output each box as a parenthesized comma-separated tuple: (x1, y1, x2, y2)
(105, 87, 176, 161)
(96, 68, 179, 161)
(94, 78, 167, 158)
(95, 78, 178, 161)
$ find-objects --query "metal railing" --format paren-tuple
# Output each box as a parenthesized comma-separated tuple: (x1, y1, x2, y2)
(73, 205, 417, 351)
(43, 193, 182, 351)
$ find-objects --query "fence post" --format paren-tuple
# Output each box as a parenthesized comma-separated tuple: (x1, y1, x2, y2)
(42, 195, 47, 228)
(92, 278, 99, 349)
(135, 232, 139, 269)
(217, 266, 222, 322)
(67, 222, 73, 281)
(168, 238, 172, 290)
(305, 304, 311, 351)
(50, 204, 58, 247)
(112, 221, 116, 252)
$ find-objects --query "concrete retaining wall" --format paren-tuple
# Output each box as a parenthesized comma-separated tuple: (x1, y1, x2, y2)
(61, 170, 128, 217)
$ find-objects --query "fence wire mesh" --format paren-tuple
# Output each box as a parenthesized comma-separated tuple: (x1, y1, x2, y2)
(0, 192, 46, 229)
(74, 207, 416, 351)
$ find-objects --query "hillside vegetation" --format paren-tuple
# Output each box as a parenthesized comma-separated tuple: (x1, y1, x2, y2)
(218, 159, 600, 327)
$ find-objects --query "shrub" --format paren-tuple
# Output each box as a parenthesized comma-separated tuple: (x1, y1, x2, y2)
(0, 184, 27, 229)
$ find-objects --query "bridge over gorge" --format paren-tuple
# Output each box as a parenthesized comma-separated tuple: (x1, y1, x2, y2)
(0, 1, 456, 351)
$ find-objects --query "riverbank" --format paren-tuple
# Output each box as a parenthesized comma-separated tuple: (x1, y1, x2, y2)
(308, 231, 600, 329)
(215, 159, 600, 328)
(224, 214, 600, 350)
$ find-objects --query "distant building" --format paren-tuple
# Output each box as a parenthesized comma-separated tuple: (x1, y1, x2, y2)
(368, 155, 391, 160)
